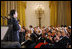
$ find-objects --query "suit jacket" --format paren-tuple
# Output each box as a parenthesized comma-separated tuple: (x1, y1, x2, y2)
(54, 36, 70, 48)
(5, 17, 20, 42)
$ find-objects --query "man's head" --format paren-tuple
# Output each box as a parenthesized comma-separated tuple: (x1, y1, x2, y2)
(29, 25, 33, 28)
(48, 32, 51, 36)
(52, 30, 56, 36)
(42, 29, 46, 34)
(10, 10, 18, 18)
(61, 25, 63, 27)
(61, 30, 66, 36)
(57, 31, 61, 37)
(46, 28, 49, 33)
(64, 25, 67, 27)
(34, 27, 37, 31)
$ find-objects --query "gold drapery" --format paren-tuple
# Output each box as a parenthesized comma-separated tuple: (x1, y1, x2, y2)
(49, 1, 71, 26)
(17, 1, 26, 27)
(1, 1, 26, 27)
(66, 1, 71, 26)
(1, 1, 71, 26)
(49, 1, 58, 27)
(1, 1, 7, 26)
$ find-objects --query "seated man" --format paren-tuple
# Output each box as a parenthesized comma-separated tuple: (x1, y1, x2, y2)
(54, 30, 70, 48)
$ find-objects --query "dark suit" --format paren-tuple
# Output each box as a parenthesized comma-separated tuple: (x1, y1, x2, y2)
(54, 36, 70, 48)
(7, 17, 20, 42)
(2, 18, 21, 48)
(30, 32, 38, 42)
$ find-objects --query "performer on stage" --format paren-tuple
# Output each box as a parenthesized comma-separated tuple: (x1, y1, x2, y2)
(8, 10, 21, 42)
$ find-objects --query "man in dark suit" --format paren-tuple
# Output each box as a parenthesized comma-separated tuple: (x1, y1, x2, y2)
(54, 30, 70, 48)
(8, 10, 21, 42)
(1, 10, 21, 48)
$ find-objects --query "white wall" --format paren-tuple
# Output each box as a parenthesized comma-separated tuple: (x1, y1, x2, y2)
(1, 26, 9, 40)
(25, 1, 50, 29)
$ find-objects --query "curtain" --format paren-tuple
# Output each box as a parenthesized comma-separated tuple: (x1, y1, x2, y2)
(49, 1, 58, 27)
(49, 1, 71, 26)
(1, 1, 26, 27)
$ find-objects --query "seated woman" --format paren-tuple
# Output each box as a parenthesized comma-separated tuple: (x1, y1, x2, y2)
(25, 30, 32, 41)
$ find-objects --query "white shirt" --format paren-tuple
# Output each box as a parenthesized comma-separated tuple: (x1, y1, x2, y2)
(30, 28, 34, 33)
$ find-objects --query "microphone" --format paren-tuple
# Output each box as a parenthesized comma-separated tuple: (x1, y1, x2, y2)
(1, 16, 10, 20)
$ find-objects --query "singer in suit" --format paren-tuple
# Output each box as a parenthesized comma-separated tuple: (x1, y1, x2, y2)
(8, 10, 21, 42)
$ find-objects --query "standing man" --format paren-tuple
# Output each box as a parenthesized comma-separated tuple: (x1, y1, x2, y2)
(8, 10, 21, 42)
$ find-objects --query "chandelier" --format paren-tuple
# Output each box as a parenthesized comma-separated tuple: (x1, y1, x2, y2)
(35, 5, 44, 27)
